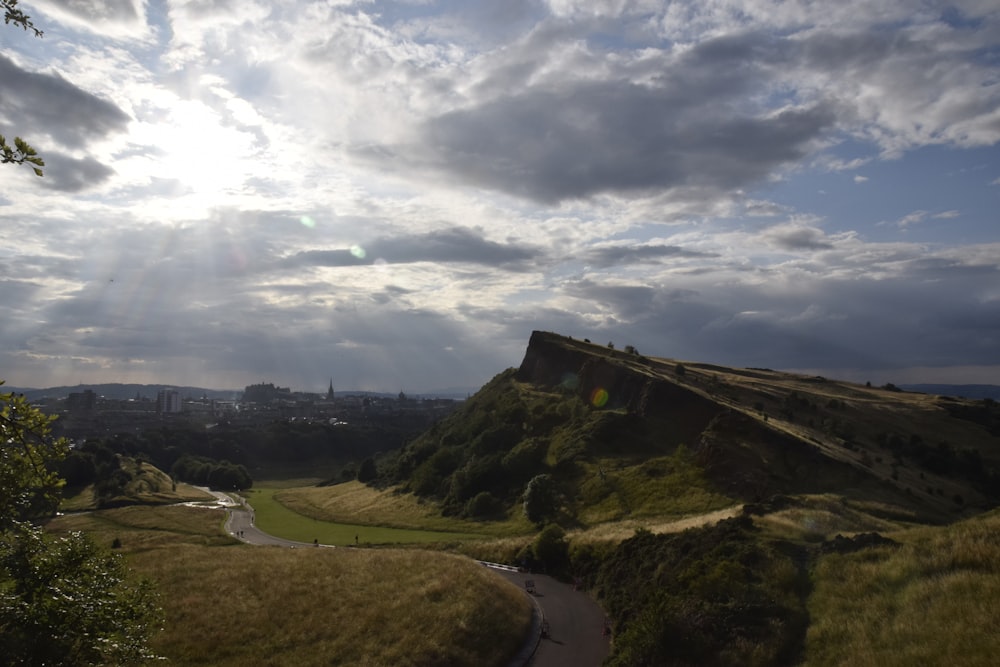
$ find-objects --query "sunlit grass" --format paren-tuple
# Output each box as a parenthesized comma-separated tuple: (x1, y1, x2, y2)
(266, 481, 536, 537)
(575, 453, 733, 525)
(46, 506, 532, 667)
(805, 510, 1000, 666)
(247, 487, 486, 545)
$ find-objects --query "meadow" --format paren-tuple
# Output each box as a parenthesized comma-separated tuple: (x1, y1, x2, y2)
(46, 505, 532, 666)
(804, 509, 1000, 666)
(246, 486, 487, 546)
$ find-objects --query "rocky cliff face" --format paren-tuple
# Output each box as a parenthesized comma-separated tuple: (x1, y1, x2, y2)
(516, 330, 722, 425)
(515, 330, 883, 502)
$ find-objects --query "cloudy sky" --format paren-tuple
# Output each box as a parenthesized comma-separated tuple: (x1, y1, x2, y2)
(1, 0, 998, 394)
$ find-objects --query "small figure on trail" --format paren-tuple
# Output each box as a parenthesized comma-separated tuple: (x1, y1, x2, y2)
(314, 538, 319, 547)
(355, 534, 359, 545)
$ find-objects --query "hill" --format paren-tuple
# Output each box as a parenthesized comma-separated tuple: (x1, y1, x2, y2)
(375, 330, 1000, 526)
(333, 330, 1000, 664)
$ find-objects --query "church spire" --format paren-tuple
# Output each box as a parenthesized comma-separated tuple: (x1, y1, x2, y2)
(327, 378, 334, 401)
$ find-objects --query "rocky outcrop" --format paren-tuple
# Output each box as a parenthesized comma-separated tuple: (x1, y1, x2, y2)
(515, 330, 876, 503)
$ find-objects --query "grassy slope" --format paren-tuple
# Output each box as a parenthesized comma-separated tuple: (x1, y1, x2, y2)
(60, 460, 215, 511)
(248, 486, 487, 545)
(45, 506, 532, 667)
(805, 509, 1000, 666)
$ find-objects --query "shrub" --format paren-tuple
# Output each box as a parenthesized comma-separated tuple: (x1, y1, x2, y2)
(465, 492, 504, 519)
(532, 524, 569, 574)
(523, 474, 558, 524)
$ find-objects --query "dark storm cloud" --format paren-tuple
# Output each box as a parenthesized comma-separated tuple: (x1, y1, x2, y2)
(0, 54, 130, 149)
(387, 29, 839, 203)
(414, 81, 833, 203)
(583, 244, 716, 267)
(284, 227, 542, 270)
(763, 225, 835, 251)
(556, 263, 1000, 374)
(40, 153, 115, 192)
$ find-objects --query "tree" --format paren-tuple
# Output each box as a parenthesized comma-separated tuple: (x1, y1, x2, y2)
(356, 456, 377, 483)
(0, 384, 162, 664)
(3, 0, 43, 35)
(2, 0, 45, 176)
(532, 524, 569, 573)
(523, 473, 558, 524)
(0, 524, 162, 665)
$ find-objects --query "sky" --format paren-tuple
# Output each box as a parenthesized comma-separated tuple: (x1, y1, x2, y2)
(1, 0, 998, 394)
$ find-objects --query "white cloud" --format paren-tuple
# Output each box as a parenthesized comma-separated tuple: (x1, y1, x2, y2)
(0, 0, 997, 391)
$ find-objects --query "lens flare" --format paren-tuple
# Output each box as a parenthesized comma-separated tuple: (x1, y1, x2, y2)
(590, 387, 609, 408)
(560, 372, 579, 391)
(299, 216, 316, 229)
(350, 245, 366, 259)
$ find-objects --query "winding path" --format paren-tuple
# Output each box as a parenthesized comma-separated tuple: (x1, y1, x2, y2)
(202, 489, 611, 666)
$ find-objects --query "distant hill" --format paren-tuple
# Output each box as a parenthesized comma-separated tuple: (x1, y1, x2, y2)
(5, 383, 242, 401)
(900, 384, 1000, 400)
(5, 383, 474, 402)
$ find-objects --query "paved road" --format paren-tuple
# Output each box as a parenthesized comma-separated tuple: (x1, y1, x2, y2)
(491, 569, 610, 667)
(210, 491, 611, 666)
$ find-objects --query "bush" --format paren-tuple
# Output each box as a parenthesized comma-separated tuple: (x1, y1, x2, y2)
(356, 457, 377, 483)
(465, 491, 504, 519)
(533, 524, 569, 574)
(523, 474, 558, 524)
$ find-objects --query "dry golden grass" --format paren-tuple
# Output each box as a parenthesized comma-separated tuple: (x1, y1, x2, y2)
(804, 510, 1000, 666)
(46, 506, 532, 666)
(568, 506, 743, 544)
(755, 494, 914, 543)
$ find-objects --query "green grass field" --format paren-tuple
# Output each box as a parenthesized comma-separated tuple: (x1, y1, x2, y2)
(246, 487, 488, 545)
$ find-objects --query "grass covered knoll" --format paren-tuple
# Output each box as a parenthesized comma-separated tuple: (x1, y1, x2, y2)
(60, 458, 215, 512)
(805, 509, 1000, 666)
(46, 505, 532, 667)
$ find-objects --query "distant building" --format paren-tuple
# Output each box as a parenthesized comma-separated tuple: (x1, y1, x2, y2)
(156, 389, 182, 414)
(66, 389, 97, 414)
(327, 378, 335, 401)
(242, 382, 291, 404)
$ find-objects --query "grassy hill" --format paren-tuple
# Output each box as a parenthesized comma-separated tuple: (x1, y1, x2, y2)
(297, 329, 997, 664)
(60, 458, 216, 512)
(368, 331, 999, 529)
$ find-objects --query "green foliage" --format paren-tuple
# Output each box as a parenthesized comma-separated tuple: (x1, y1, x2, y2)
(170, 455, 251, 491)
(596, 517, 808, 666)
(532, 523, 569, 574)
(1, 5, 44, 176)
(465, 491, 504, 519)
(523, 473, 558, 524)
(2, 0, 42, 36)
(0, 386, 68, 528)
(0, 384, 162, 664)
(0, 523, 162, 665)
(356, 456, 377, 483)
(0, 135, 44, 176)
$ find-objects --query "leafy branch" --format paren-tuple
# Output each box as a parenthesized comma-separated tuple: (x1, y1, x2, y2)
(3, 0, 42, 37)
(0, 135, 45, 176)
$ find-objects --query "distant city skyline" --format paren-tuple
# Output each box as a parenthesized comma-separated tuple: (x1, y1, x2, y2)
(2, 2, 998, 392)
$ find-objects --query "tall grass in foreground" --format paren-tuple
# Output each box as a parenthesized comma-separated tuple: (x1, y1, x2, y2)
(47, 506, 532, 667)
(805, 510, 1000, 666)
